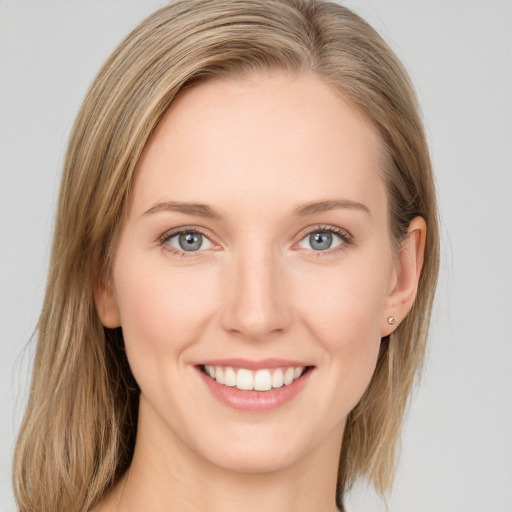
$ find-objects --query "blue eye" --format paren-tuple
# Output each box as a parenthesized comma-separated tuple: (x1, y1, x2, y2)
(298, 228, 345, 252)
(165, 230, 214, 252)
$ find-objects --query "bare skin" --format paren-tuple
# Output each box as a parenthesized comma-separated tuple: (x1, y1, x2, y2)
(93, 71, 425, 512)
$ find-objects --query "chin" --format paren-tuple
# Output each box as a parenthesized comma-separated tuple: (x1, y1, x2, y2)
(187, 417, 329, 476)
(204, 441, 301, 474)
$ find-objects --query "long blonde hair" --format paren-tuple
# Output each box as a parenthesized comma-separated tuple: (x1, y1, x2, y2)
(13, 1, 439, 510)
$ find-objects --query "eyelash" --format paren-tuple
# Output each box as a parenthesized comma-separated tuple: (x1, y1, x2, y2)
(158, 224, 353, 259)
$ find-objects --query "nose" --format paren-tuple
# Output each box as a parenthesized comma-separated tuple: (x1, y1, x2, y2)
(220, 242, 292, 341)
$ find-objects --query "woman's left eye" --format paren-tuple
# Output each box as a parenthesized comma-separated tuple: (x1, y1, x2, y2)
(297, 227, 348, 253)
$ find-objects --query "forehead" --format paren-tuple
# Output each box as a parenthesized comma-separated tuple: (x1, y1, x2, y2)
(130, 71, 387, 221)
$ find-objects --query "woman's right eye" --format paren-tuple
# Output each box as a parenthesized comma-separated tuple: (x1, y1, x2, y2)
(163, 229, 215, 255)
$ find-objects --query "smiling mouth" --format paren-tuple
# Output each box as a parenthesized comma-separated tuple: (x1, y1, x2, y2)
(200, 364, 313, 392)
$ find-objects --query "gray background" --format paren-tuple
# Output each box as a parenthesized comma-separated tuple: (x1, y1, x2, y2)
(1, 1, 511, 511)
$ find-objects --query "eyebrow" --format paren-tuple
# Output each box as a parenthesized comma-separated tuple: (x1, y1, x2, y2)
(142, 198, 370, 219)
(143, 201, 222, 219)
(292, 199, 370, 217)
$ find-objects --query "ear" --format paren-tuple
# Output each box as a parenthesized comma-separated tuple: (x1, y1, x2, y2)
(94, 272, 121, 329)
(381, 216, 426, 337)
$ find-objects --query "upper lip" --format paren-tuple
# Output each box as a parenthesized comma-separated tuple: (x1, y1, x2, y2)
(195, 358, 313, 370)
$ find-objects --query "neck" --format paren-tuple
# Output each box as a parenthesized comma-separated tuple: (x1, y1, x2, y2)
(104, 397, 344, 512)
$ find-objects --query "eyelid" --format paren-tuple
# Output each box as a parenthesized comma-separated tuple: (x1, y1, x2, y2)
(295, 223, 353, 242)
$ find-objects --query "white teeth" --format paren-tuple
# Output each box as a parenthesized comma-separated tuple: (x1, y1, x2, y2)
(215, 366, 224, 385)
(236, 369, 253, 390)
(271, 369, 284, 388)
(204, 365, 307, 391)
(253, 369, 272, 391)
(283, 367, 295, 385)
(224, 367, 237, 387)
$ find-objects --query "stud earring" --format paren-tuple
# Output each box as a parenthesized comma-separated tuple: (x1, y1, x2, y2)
(387, 316, 396, 325)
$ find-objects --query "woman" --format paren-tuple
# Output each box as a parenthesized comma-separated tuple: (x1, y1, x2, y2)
(13, 1, 439, 511)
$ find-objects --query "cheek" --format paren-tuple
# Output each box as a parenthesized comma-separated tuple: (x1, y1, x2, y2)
(111, 258, 218, 373)
(296, 258, 390, 401)
(300, 261, 388, 342)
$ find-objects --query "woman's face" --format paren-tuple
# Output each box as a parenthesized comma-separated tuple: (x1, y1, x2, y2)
(98, 72, 414, 475)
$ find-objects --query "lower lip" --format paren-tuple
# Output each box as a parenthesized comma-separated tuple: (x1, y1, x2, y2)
(197, 367, 313, 412)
